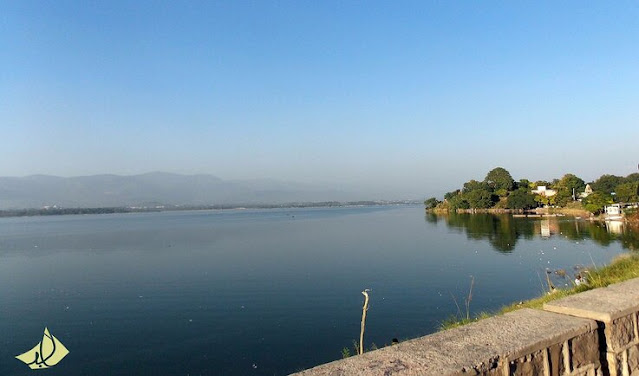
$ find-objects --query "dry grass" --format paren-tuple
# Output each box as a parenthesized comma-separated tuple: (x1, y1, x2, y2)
(549, 202, 591, 217)
(626, 209, 639, 224)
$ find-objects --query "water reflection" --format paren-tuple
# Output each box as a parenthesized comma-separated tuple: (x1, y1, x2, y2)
(426, 213, 639, 253)
(0, 207, 634, 376)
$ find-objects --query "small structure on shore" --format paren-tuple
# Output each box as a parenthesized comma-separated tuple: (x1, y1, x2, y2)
(605, 204, 623, 221)
(531, 185, 557, 197)
(578, 184, 593, 200)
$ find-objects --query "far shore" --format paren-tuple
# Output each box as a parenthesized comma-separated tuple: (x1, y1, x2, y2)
(0, 200, 420, 218)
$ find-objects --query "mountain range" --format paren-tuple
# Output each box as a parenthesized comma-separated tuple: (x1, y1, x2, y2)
(0, 172, 360, 209)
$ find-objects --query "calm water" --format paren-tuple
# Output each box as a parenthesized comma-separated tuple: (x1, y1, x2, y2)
(1, 206, 637, 375)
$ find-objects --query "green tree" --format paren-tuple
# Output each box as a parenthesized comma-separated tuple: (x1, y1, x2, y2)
(551, 173, 586, 206)
(582, 191, 613, 214)
(448, 195, 470, 210)
(534, 194, 556, 207)
(463, 180, 489, 193)
(515, 179, 532, 190)
(444, 190, 460, 201)
(533, 180, 551, 189)
(556, 173, 586, 193)
(466, 189, 496, 209)
(592, 174, 624, 194)
(494, 188, 509, 197)
(424, 197, 440, 209)
(614, 182, 639, 203)
(625, 173, 639, 183)
(484, 167, 515, 192)
(506, 190, 537, 210)
(553, 189, 573, 207)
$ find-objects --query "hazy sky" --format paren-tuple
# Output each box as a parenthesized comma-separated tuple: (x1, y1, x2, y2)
(2, 1, 638, 199)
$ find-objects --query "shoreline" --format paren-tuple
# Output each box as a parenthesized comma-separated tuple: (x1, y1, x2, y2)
(428, 206, 590, 216)
(427, 206, 639, 225)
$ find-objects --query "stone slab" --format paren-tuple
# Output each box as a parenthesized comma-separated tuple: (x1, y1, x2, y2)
(291, 308, 596, 376)
(544, 278, 639, 322)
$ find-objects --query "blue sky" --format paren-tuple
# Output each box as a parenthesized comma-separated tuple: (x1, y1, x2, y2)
(1, 1, 638, 198)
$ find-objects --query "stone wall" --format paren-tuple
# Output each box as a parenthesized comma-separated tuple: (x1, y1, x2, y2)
(545, 278, 639, 376)
(292, 309, 600, 376)
(292, 278, 639, 376)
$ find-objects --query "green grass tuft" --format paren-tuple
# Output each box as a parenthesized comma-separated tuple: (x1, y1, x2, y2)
(439, 311, 492, 331)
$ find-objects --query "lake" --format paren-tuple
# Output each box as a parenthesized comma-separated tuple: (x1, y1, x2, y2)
(1, 205, 637, 375)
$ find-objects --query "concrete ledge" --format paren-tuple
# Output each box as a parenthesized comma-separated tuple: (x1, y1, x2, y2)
(544, 278, 639, 376)
(292, 308, 598, 376)
(544, 278, 639, 322)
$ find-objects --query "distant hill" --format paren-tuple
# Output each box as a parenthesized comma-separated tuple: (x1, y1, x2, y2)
(0, 172, 358, 209)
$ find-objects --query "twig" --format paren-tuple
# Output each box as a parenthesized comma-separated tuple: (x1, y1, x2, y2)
(359, 289, 370, 355)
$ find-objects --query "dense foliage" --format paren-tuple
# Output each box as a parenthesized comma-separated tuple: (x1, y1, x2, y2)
(506, 189, 537, 210)
(429, 167, 639, 214)
(484, 167, 514, 193)
(424, 197, 440, 209)
(582, 192, 614, 214)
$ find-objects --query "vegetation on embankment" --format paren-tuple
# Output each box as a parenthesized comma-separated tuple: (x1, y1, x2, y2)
(440, 253, 639, 330)
(627, 209, 639, 224)
(544, 202, 592, 218)
(425, 167, 639, 216)
(428, 203, 592, 218)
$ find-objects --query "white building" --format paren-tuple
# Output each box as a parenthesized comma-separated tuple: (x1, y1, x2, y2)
(578, 184, 593, 199)
(605, 204, 623, 221)
(531, 186, 557, 197)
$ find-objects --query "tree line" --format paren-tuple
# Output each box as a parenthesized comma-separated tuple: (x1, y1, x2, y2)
(425, 167, 639, 214)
